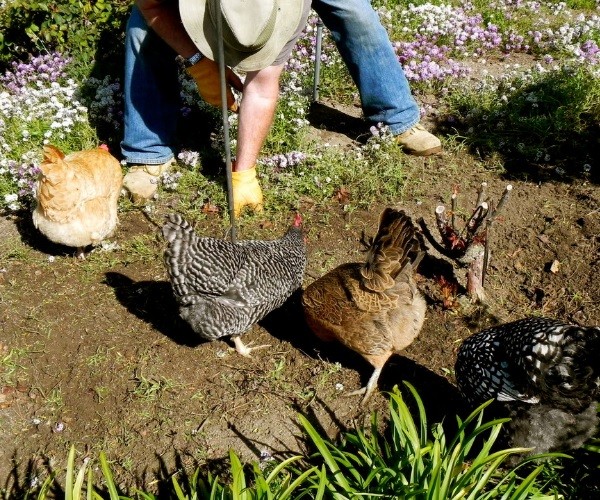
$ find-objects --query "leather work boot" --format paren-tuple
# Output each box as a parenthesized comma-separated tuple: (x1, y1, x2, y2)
(123, 160, 174, 203)
(396, 124, 442, 156)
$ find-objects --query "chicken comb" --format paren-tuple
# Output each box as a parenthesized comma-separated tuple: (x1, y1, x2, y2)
(293, 212, 302, 227)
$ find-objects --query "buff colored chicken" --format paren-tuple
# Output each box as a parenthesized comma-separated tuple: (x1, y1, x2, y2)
(302, 208, 426, 405)
(32, 144, 123, 258)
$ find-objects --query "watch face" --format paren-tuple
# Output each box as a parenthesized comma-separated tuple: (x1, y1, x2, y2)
(186, 52, 203, 66)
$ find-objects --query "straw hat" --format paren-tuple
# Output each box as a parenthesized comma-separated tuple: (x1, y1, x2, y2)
(180, 0, 303, 71)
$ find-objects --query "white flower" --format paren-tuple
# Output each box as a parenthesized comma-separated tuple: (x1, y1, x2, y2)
(4, 193, 18, 203)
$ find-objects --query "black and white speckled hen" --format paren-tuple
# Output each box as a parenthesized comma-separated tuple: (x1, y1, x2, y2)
(455, 317, 600, 454)
(162, 213, 306, 356)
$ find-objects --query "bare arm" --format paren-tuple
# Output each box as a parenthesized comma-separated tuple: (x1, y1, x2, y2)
(136, 0, 197, 57)
(234, 64, 284, 172)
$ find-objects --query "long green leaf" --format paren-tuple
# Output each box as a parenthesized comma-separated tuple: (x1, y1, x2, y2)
(277, 466, 318, 500)
(87, 466, 94, 500)
(172, 475, 188, 500)
(98, 452, 120, 500)
(264, 455, 303, 484)
(66, 445, 76, 500)
(298, 414, 352, 493)
(402, 382, 428, 447)
(36, 472, 56, 499)
(229, 449, 247, 500)
(511, 465, 545, 500)
(73, 454, 89, 500)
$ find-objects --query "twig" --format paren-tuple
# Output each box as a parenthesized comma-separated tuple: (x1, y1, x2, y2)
(435, 205, 449, 239)
(482, 218, 492, 285)
(490, 184, 513, 221)
(475, 181, 487, 208)
(417, 217, 452, 256)
(465, 202, 489, 241)
(451, 193, 457, 230)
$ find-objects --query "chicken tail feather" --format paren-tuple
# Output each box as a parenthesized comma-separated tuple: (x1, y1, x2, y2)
(361, 208, 424, 292)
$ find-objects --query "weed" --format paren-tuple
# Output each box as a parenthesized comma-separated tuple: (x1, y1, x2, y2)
(269, 358, 286, 382)
(316, 361, 342, 389)
(45, 387, 64, 412)
(130, 370, 175, 402)
(93, 386, 109, 403)
(85, 346, 110, 368)
(0, 346, 28, 385)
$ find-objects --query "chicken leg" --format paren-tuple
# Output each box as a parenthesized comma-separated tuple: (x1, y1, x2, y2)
(232, 336, 271, 357)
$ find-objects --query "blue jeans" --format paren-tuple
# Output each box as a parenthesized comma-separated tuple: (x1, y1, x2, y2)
(312, 0, 420, 135)
(121, 1, 420, 163)
(121, 6, 178, 164)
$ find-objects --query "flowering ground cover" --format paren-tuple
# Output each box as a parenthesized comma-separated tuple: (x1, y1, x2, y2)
(0, 0, 599, 496)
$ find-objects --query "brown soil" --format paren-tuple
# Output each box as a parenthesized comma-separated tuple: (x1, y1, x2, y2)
(0, 97, 599, 496)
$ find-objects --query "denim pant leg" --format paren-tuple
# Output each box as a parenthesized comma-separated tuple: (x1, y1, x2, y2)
(312, 0, 420, 134)
(121, 6, 179, 165)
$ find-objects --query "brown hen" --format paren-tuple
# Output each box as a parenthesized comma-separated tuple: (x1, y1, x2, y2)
(32, 145, 123, 258)
(302, 208, 426, 404)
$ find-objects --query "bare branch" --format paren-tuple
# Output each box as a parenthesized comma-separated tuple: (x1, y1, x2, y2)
(482, 219, 492, 285)
(475, 181, 487, 207)
(465, 202, 489, 240)
(435, 205, 449, 240)
(451, 193, 457, 230)
(490, 184, 513, 221)
(417, 217, 452, 256)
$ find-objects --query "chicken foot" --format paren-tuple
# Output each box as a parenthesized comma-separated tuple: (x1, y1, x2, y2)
(231, 336, 271, 357)
(345, 366, 383, 406)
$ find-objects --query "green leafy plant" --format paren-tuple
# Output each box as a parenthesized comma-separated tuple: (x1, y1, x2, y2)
(298, 383, 558, 498)
(445, 65, 600, 179)
(22, 385, 572, 498)
(0, 0, 131, 70)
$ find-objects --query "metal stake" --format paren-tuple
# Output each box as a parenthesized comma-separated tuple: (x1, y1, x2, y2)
(312, 18, 324, 102)
(216, 3, 237, 242)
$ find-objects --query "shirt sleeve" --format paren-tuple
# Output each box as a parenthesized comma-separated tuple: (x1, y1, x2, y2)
(272, 0, 312, 66)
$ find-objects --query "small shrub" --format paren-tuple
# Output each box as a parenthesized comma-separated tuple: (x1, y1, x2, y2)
(0, 0, 131, 71)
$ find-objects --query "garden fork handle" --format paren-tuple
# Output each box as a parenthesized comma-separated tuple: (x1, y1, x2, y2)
(216, 1, 237, 243)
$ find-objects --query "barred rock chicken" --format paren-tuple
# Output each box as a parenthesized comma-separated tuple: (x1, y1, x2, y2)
(455, 317, 600, 454)
(162, 213, 306, 356)
(32, 144, 123, 259)
(302, 208, 426, 405)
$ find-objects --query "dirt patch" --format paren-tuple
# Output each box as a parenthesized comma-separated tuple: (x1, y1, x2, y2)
(0, 102, 599, 494)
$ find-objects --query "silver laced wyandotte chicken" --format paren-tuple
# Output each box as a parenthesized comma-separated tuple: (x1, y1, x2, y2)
(455, 317, 600, 454)
(302, 207, 426, 405)
(162, 213, 306, 356)
(32, 144, 123, 259)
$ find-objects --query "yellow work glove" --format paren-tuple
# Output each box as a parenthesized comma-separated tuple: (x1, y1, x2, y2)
(186, 58, 243, 112)
(231, 167, 264, 216)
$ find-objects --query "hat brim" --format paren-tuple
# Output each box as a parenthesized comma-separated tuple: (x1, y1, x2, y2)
(180, 0, 303, 72)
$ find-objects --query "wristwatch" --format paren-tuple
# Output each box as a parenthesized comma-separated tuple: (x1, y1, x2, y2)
(176, 51, 204, 68)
